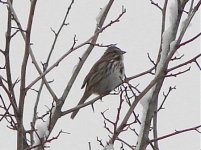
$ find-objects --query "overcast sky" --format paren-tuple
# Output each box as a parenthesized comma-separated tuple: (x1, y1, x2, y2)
(0, 0, 200, 150)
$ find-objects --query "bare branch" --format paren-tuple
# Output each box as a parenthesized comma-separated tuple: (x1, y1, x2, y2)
(147, 53, 156, 66)
(25, 130, 68, 150)
(17, 0, 38, 149)
(149, 125, 201, 143)
(166, 67, 191, 77)
(0, 77, 18, 115)
(97, 137, 104, 148)
(170, 54, 184, 61)
(47, 0, 74, 64)
(117, 138, 135, 150)
(88, 142, 92, 150)
(167, 54, 201, 72)
(86, 42, 117, 48)
(195, 60, 201, 70)
(157, 86, 176, 111)
(126, 67, 155, 81)
(7, 0, 58, 100)
(178, 32, 201, 48)
(61, 94, 107, 116)
(150, 0, 163, 11)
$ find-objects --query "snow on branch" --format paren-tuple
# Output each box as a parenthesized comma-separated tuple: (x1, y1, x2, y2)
(103, 144, 114, 150)
(156, 0, 178, 75)
(135, 1, 180, 149)
(96, 4, 108, 25)
(33, 123, 49, 148)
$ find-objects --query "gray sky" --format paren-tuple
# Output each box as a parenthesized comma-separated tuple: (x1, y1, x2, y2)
(0, 0, 200, 149)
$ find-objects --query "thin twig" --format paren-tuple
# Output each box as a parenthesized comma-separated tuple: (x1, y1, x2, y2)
(17, 0, 38, 149)
(157, 86, 176, 111)
(150, 0, 163, 11)
(166, 67, 191, 77)
(178, 32, 201, 48)
(167, 54, 201, 72)
(7, 0, 57, 100)
(149, 125, 201, 143)
(61, 94, 106, 116)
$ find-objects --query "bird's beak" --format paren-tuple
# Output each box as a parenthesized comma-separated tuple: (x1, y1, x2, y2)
(121, 50, 126, 55)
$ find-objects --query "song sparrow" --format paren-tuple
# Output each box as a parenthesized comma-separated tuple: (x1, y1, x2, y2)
(71, 46, 126, 119)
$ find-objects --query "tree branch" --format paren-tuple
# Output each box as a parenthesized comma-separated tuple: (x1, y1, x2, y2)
(7, 0, 57, 100)
(17, 0, 38, 149)
(178, 32, 201, 48)
(149, 125, 201, 143)
(167, 54, 201, 72)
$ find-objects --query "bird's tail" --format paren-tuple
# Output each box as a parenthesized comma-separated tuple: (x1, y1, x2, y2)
(70, 92, 91, 119)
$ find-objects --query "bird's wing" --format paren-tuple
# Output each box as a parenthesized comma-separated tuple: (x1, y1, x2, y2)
(81, 58, 107, 89)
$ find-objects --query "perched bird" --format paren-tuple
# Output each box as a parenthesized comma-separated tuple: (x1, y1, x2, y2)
(71, 46, 126, 119)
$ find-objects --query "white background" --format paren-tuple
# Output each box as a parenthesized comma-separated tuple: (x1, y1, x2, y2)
(0, 0, 200, 149)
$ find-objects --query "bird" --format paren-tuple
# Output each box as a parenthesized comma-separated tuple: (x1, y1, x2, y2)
(71, 46, 126, 119)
